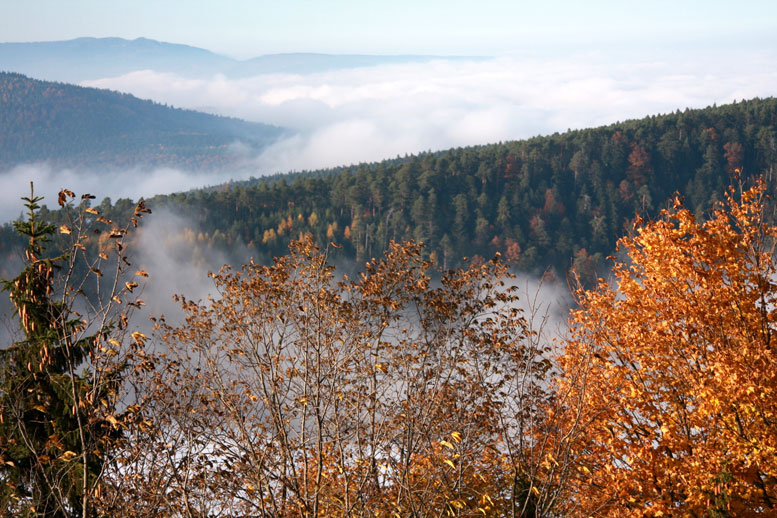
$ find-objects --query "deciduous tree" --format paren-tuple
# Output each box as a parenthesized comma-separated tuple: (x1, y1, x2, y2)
(560, 178, 777, 516)
(132, 237, 576, 517)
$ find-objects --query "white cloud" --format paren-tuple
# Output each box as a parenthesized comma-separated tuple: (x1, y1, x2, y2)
(78, 48, 777, 176)
(0, 163, 232, 222)
(130, 208, 251, 325)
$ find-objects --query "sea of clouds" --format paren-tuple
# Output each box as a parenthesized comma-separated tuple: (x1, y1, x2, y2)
(81, 48, 777, 172)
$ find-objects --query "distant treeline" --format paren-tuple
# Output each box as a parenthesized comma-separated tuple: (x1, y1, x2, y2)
(2, 97, 776, 281)
(0, 72, 282, 170)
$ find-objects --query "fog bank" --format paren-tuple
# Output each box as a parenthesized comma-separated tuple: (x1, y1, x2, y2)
(83, 49, 777, 173)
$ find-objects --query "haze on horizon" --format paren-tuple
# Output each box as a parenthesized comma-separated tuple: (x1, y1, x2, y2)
(3, 0, 776, 58)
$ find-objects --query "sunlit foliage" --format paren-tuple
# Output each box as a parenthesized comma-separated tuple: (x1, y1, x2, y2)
(560, 178, 777, 516)
(107, 237, 575, 517)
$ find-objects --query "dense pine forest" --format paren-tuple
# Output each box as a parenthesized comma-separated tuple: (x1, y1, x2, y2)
(0, 72, 283, 170)
(2, 98, 776, 281)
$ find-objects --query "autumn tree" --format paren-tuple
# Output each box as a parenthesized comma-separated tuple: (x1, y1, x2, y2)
(0, 184, 151, 518)
(559, 178, 777, 516)
(117, 236, 578, 518)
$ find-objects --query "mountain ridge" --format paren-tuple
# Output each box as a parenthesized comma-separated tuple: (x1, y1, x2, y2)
(66, 97, 777, 278)
(0, 37, 489, 83)
(1, 97, 775, 282)
(0, 71, 284, 170)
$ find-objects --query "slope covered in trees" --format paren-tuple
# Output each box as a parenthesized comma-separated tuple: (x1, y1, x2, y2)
(0, 72, 283, 170)
(1, 98, 775, 280)
(142, 97, 777, 277)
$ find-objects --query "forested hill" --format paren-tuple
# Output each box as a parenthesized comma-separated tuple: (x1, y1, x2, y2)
(116, 97, 771, 278)
(0, 37, 487, 83)
(2, 98, 776, 281)
(0, 72, 283, 170)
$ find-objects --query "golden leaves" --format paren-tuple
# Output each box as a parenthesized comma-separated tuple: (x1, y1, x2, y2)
(57, 189, 74, 207)
(146, 235, 540, 517)
(561, 178, 777, 516)
(60, 451, 78, 461)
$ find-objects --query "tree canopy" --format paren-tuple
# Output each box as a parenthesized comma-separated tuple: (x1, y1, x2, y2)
(0, 185, 151, 517)
(560, 178, 777, 516)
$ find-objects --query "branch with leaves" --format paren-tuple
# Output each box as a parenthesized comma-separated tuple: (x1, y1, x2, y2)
(112, 236, 575, 518)
(559, 177, 777, 516)
(0, 183, 151, 518)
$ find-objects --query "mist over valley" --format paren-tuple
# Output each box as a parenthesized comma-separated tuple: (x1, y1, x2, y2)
(1, 35, 776, 301)
(1, 36, 775, 230)
(2, 3, 777, 515)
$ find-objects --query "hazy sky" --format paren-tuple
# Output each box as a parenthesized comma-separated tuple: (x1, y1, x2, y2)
(3, 0, 776, 57)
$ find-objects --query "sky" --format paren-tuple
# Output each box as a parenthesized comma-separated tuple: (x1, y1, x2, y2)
(2, 0, 776, 57)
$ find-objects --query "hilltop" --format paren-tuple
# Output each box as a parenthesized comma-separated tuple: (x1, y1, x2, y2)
(0, 37, 487, 83)
(0, 72, 283, 170)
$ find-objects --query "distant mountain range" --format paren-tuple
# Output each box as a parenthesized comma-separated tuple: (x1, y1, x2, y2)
(0, 72, 283, 170)
(0, 37, 488, 83)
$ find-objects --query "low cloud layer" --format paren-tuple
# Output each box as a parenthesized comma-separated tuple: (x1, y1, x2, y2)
(127, 207, 573, 342)
(81, 48, 777, 173)
(0, 163, 234, 222)
(130, 208, 253, 326)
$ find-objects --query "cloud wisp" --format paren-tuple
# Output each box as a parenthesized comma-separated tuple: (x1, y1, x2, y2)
(0, 163, 240, 223)
(81, 48, 777, 173)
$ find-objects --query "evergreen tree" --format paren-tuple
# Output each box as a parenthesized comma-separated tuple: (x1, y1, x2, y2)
(0, 184, 96, 517)
(0, 184, 149, 518)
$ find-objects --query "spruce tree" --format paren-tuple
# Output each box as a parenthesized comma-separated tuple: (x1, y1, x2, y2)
(0, 184, 106, 518)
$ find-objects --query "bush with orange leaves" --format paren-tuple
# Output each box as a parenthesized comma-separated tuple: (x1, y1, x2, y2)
(560, 178, 777, 516)
(109, 236, 581, 518)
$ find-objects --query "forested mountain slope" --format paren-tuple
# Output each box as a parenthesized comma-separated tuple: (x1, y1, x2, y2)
(146, 98, 777, 277)
(2, 98, 775, 280)
(0, 72, 283, 170)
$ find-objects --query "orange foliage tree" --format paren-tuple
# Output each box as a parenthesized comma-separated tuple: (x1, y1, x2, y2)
(111, 237, 581, 517)
(560, 178, 777, 516)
